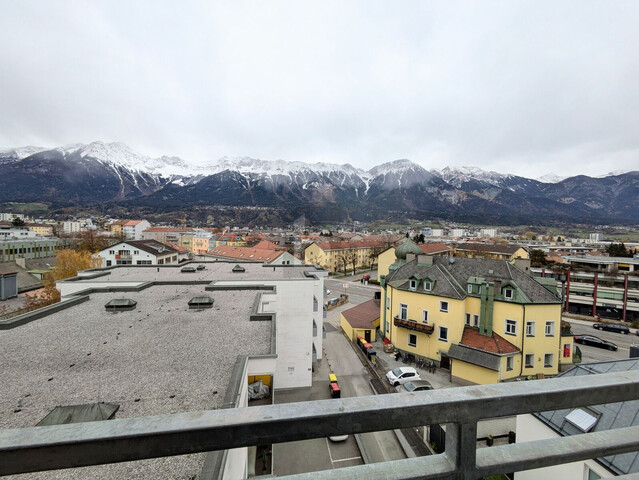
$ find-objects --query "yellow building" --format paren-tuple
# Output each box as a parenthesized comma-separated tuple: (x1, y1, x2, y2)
(304, 240, 386, 273)
(26, 224, 54, 236)
(380, 239, 572, 385)
(191, 235, 212, 254)
(340, 299, 381, 343)
(178, 233, 194, 252)
(453, 243, 529, 261)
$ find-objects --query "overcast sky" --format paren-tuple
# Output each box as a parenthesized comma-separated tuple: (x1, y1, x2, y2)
(1, 1, 638, 178)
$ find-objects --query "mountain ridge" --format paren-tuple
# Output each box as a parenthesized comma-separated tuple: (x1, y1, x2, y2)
(1, 141, 637, 225)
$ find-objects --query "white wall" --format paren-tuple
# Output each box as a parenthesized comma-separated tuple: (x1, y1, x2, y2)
(215, 272, 325, 389)
(515, 414, 611, 480)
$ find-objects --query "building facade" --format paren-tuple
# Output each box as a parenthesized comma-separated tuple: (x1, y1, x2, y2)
(380, 239, 572, 385)
(98, 240, 179, 266)
(304, 240, 386, 273)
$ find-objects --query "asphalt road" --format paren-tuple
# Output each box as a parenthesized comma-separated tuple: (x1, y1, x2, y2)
(324, 277, 379, 307)
(566, 319, 639, 363)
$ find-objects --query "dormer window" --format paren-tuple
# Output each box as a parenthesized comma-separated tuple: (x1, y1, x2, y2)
(467, 284, 473, 294)
(504, 288, 513, 299)
(409, 280, 417, 291)
(423, 281, 432, 292)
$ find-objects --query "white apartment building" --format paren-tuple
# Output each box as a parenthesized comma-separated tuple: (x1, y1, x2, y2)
(98, 240, 179, 266)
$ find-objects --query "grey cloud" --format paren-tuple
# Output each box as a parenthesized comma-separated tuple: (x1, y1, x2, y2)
(1, 1, 638, 178)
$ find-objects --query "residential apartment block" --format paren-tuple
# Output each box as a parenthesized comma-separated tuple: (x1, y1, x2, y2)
(304, 240, 386, 273)
(98, 240, 179, 266)
(380, 239, 572, 385)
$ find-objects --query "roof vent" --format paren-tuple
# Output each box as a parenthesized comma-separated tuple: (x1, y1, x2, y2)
(188, 296, 214, 309)
(104, 299, 137, 312)
(449, 257, 455, 264)
(232, 264, 245, 273)
(181, 266, 197, 273)
(196, 264, 206, 271)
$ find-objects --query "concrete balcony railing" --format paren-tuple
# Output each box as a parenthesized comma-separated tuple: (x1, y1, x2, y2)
(1, 371, 639, 479)
(394, 316, 434, 334)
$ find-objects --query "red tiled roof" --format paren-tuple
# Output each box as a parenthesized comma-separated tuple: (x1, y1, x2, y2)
(419, 242, 451, 255)
(342, 299, 381, 329)
(254, 240, 287, 251)
(315, 240, 387, 251)
(168, 243, 189, 253)
(143, 227, 194, 233)
(459, 327, 520, 354)
(207, 246, 284, 262)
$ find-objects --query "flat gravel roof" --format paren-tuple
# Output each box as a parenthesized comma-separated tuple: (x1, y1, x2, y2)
(0, 285, 271, 479)
(81, 262, 322, 283)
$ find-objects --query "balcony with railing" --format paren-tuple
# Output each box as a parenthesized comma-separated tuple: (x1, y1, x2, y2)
(394, 316, 434, 334)
(1, 371, 638, 479)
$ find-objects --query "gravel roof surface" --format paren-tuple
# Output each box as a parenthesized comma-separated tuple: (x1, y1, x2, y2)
(0, 285, 271, 480)
(85, 262, 322, 283)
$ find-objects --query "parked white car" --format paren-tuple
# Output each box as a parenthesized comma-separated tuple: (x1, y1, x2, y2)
(386, 367, 420, 386)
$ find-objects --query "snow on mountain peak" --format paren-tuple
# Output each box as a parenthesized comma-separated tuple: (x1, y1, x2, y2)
(199, 156, 366, 178)
(536, 173, 565, 183)
(368, 159, 423, 176)
(54, 141, 191, 176)
(0, 146, 47, 159)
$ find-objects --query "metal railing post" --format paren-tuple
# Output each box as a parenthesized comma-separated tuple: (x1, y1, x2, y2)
(445, 422, 478, 479)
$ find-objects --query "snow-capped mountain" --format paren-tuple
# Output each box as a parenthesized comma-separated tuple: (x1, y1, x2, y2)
(0, 146, 48, 161)
(536, 173, 566, 183)
(1, 141, 637, 224)
(53, 141, 192, 177)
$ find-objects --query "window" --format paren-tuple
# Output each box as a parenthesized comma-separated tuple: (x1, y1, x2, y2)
(525, 354, 534, 368)
(440, 301, 448, 313)
(408, 334, 417, 347)
(506, 356, 514, 371)
(473, 314, 479, 327)
(422, 310, 429, 324)
(409, 280, 417, 290)
(467, 284, 473, 294)
(109, 250, 115, 254)
(563, 343, 571, 358)
(134, 250, 140, 255)
(505, 319, 517, 336)
(424, 281, 432, 291)
(465, 313, 471, 326)
(544, 353, 553, 368)
(545, 321, 555, 337)
(106, 260, 112, 266)
(504, 288, 513, 299)
(526, 321, 535, 337)
(399, 303, 408, 320)
(586, 467, 602, 480)
(438, 326, 448, 342)
(386, 296, 390, 310)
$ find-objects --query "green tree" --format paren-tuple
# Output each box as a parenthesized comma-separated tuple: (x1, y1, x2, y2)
(605, 242, 632, 258)
(11, 217, 25, 226)
(529, 249, 548, 267)
(412, 233, 425, 244)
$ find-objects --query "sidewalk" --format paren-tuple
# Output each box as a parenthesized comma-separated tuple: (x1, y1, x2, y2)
(369, 337, 454, 390)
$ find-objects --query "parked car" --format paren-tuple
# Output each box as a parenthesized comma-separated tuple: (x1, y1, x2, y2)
(574, 335, 618, 351)
(386, 367, 420, 386)
(395, 380, 433, 393)
(593, 323, 630, 334)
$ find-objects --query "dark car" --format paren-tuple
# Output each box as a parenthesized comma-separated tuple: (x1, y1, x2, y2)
(574, 335, 618, 351)
(395, 380, 433, 393)
(593, 323, 630, 334)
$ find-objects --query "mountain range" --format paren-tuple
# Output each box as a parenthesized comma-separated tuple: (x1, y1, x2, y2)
(0, 141, 637, 225)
